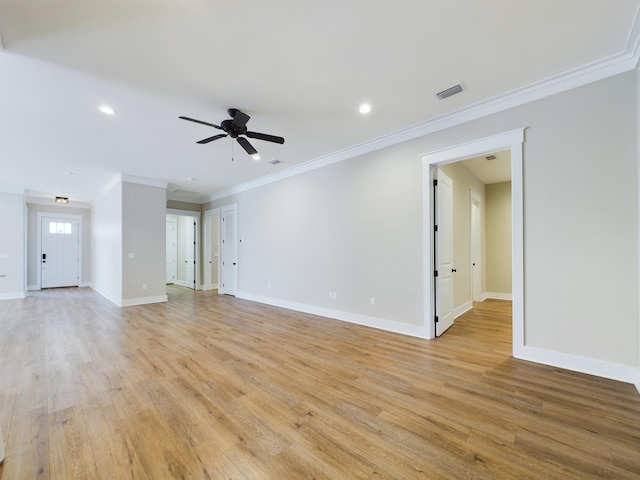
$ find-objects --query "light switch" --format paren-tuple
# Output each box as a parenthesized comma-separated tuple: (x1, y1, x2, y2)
(128, 253, 135, 259)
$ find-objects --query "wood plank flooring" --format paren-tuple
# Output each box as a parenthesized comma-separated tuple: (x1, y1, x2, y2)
(0, 286, 639, 479)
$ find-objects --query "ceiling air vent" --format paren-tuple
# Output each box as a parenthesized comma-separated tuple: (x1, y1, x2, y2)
(485, 155, 497, 161)
(436, 84, 463, 100)
(267, 159, 281, 165)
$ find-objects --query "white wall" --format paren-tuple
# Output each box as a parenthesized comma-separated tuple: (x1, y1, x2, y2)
(90, 181, 122, 304)
(122, 182, 167, 303)
(206, 70, 639, 375)
(0, 193, 26, 299)
(485, 182, 512, 296)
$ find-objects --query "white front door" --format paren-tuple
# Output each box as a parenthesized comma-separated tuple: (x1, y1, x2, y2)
(220, 205, 238, 296)
(41, 217, 79, 288)
(435, 169, 454, 336)
(166, 217, 177, 284)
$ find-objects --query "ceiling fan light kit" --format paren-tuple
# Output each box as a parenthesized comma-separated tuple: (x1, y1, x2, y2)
(179, 108, 284, 160)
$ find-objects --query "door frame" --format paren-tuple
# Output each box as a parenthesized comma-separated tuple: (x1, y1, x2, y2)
(421, 128, 524, 357)
(203, 208, 221, 291)
(166, 209, 201, 290)
(36, 212, 83, 290)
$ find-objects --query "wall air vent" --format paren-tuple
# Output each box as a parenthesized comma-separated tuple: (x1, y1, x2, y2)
(485, 155, 497, 161)
(436, 84, 463, 100)
(267, 159, 281, 165)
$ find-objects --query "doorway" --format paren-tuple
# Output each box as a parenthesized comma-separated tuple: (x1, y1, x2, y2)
(421, 129, 524, 357)
(166, 210, 200, 290)
(37, 213, 82, 289)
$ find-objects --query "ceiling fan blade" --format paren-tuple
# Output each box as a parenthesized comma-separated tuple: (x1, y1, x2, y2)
(246, 131, 285, 144)
(230, 109, 250, 130)
(178, 116, 222, 129)
(237, 136, 257, 155)
(197, 133, 228, 144)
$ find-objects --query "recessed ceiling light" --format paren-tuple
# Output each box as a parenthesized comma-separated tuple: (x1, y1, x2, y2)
(252, 154, 261, 161)
(359, 103, 372, 114)
(99, 105, 116, 115)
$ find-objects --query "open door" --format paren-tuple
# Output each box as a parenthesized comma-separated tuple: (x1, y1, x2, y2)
(435, 169, 455, 336)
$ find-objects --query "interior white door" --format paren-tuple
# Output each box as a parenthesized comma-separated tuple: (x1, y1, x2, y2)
(166, 217, 177, 284)
(41, 217, 79, 288)
(209, 213, 219, 288)
(435, 169, 454, 336)
(470, 195, 482, 302)
(185, 219, 196, 289)
(221, 205, 238, 296)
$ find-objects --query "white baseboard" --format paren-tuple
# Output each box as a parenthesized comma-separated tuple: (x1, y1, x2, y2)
(27, 284, 39, 291)
(482, 292, 513, 301)
(237, 291, 428, 339)
(452, 301, 473, 320)
(89, 283, 121, 306)
(0, 291, 26, 300)
(516, 345, 640, 393)
(121, 295, 168, 307)
(200, 283, 219, 291)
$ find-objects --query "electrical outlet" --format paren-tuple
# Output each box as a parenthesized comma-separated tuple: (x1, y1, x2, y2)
(370, 297, 376, 306)
(142, 283, 147, 290)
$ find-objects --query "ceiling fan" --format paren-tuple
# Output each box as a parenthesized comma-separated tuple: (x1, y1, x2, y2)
(179, 108, 285, 157)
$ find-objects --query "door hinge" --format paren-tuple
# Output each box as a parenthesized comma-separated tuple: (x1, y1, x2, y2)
(434, 225, 438, 232)
(435, 315, 439, 323)
(433, 179, 438, 187)
(434, 270, 438, 277)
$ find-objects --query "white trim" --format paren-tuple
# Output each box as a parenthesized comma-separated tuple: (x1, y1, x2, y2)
(452, 301, 473, 320)
(0, 291, 26, 300)
(27, 284, 39, 291)
(518, 345, 640, 390)
(36, 212, 83, 290)
(634, 370, 640, 394)
(89, 283, 121, 306)
(121, 174, 167, 189)
(121, 295, 168, 307)
(205, 34, 640, 203)
(89, 174, 121, 208)
(482, 292, 513, 301)
(421, 129, 525, 348)
(89, 282, 168, 307)
(201, 283, 219, 291)
(237, 292, 429, 339)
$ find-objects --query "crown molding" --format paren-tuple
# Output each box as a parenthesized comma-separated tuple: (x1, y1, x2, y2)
(206, 18, 640, 203)
(120, 174, 167, 189)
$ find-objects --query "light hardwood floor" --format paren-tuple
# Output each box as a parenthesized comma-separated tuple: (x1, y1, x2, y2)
(0, 286, 639, 479)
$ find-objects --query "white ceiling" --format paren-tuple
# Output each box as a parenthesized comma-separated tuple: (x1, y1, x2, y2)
(0, 1, 638, 206)
(462, 150, 510, 185)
